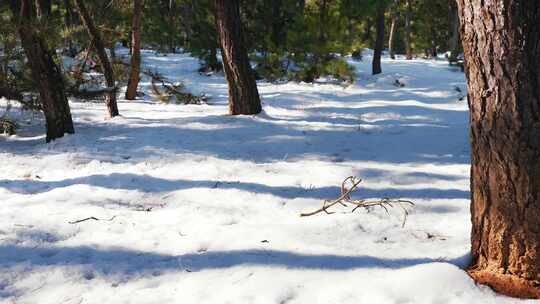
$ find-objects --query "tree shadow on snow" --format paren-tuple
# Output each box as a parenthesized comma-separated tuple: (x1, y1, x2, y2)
(0, 244, 471, 280)
(0, 172, 469, 200)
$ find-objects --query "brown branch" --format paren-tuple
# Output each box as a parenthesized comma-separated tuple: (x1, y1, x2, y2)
(69, 215, 116, 224)
(300, 176, 414, 227)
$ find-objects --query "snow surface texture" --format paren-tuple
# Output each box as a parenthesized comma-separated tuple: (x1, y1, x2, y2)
(0, 50, 532, 303)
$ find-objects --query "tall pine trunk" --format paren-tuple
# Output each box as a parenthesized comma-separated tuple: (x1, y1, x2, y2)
(388, 0, 398, 60)
(214, 0, 262, 115)
(458, 0, 540, 298)
(12, 0, 74, 142)
(73, 0, 119, 117)
(372, 2, 385, 75)
(125, 0, 142, 100)
(404, 0, 413, 60)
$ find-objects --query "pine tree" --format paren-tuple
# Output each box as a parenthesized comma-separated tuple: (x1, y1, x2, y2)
(458, 0, 540, 298)
(11, 0, 75, 142)
(125, 0, 142, 100)
(215, 0, 262, 115)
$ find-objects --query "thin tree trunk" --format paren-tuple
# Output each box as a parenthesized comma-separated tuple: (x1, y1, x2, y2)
(448, 2, 460, 59)
(11, 0, 74, 142)
(73, 0, 119, 117)
(457, 0, 540, 298)
(63, 0, 76, 57)
(388, 0, 399, 60)
(404, 0, 413, 60)
(363, 17, 373, 44)
(125, 0, 142, 100)
(214, 0, 262, 115)
(430, 28, 437, 58)
(271, 0, 285, 49)
(372, 2, 385, 75)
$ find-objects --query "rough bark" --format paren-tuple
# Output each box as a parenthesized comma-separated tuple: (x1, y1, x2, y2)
(404, 0, 413, 60)
(12, 0, 75, 142)
(388, 0, 399, 60)
(372, 2, 385, 75)
(125, 0, 142, 100)
(214, 0, 262, 115)
(457, 0, 540, 298)
(73, 0, 119, 117)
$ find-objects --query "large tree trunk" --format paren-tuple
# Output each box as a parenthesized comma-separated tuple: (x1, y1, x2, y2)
(73, 0, 119, 117)
(12, 0, 75, 142)
(125, 0, 142, 100)
(372, 2, 385, 75)
(404, 0, 413, 60)
(214, 0, 262, 115)
(388, 0, 399, 60)
(458, 0, 540, 298)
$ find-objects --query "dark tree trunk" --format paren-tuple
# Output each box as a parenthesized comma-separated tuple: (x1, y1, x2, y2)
(404, 0, 413, 60)
(317, 0, 328, 45)
(63, 0, 77, 57)
(372, 2, 385, 75)
(448, 2, 460, 59)
(430, 28, 437, 58)
(125, 0, 142, 100)
(214, 0, 262, 115)
(458, 0, 540, 298)
(11, 0, 74, 142)
(388, 0, 399, 60)
(73, 0, 119, 117)
(35, 0, 51, 19)
(271, 0, 285, 49)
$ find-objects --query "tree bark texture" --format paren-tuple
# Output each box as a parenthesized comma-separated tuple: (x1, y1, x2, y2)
(73, 0, 119, 117)
(458, 0, 540, 298)
(214, 0, 262, 115)
(125, 0, 142, 100)
(12, 0, 75, 142)
(372, 1, 385, 75)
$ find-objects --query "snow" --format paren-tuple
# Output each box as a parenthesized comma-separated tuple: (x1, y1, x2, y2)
(0, 51, 531, 303)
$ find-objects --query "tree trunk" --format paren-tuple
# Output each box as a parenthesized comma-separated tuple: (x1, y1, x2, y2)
(363, 17, 373, 44)
(12, 0, 74, 142)
(73, 0, 119, 117)
(448, 2, 460, 59)
(457, 0, 540, 298)
(318, 0, 328, 45)
(404, 0, 413, 60)
(388, 0, 398, 60)
(430, 28, 437, 58)
(214, 0, 262, 115)
(271, 0, 285, 49)
(125, 0, 142, 100)
(63, 0, 77, 57)
(372, 2, 385, 75)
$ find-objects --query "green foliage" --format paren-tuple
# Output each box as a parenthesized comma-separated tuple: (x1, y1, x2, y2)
(0, 117, 18, 135)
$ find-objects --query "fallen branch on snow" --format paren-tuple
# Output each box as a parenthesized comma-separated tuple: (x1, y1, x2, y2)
(300, 176, 414, 227)
(69, 215, 117, 224)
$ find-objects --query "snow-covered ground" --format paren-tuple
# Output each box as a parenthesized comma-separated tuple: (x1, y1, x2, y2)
(0, 51, 530, 303)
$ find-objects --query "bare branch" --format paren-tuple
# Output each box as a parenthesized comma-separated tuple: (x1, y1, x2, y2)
(300, 176, 414, 227)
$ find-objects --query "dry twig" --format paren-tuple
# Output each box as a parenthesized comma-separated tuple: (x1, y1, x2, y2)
(300, 176, 414, 227)
(69, 215, 117, 224)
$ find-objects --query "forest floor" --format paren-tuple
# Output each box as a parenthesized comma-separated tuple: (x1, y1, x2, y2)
(0, 50, 529, 303)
